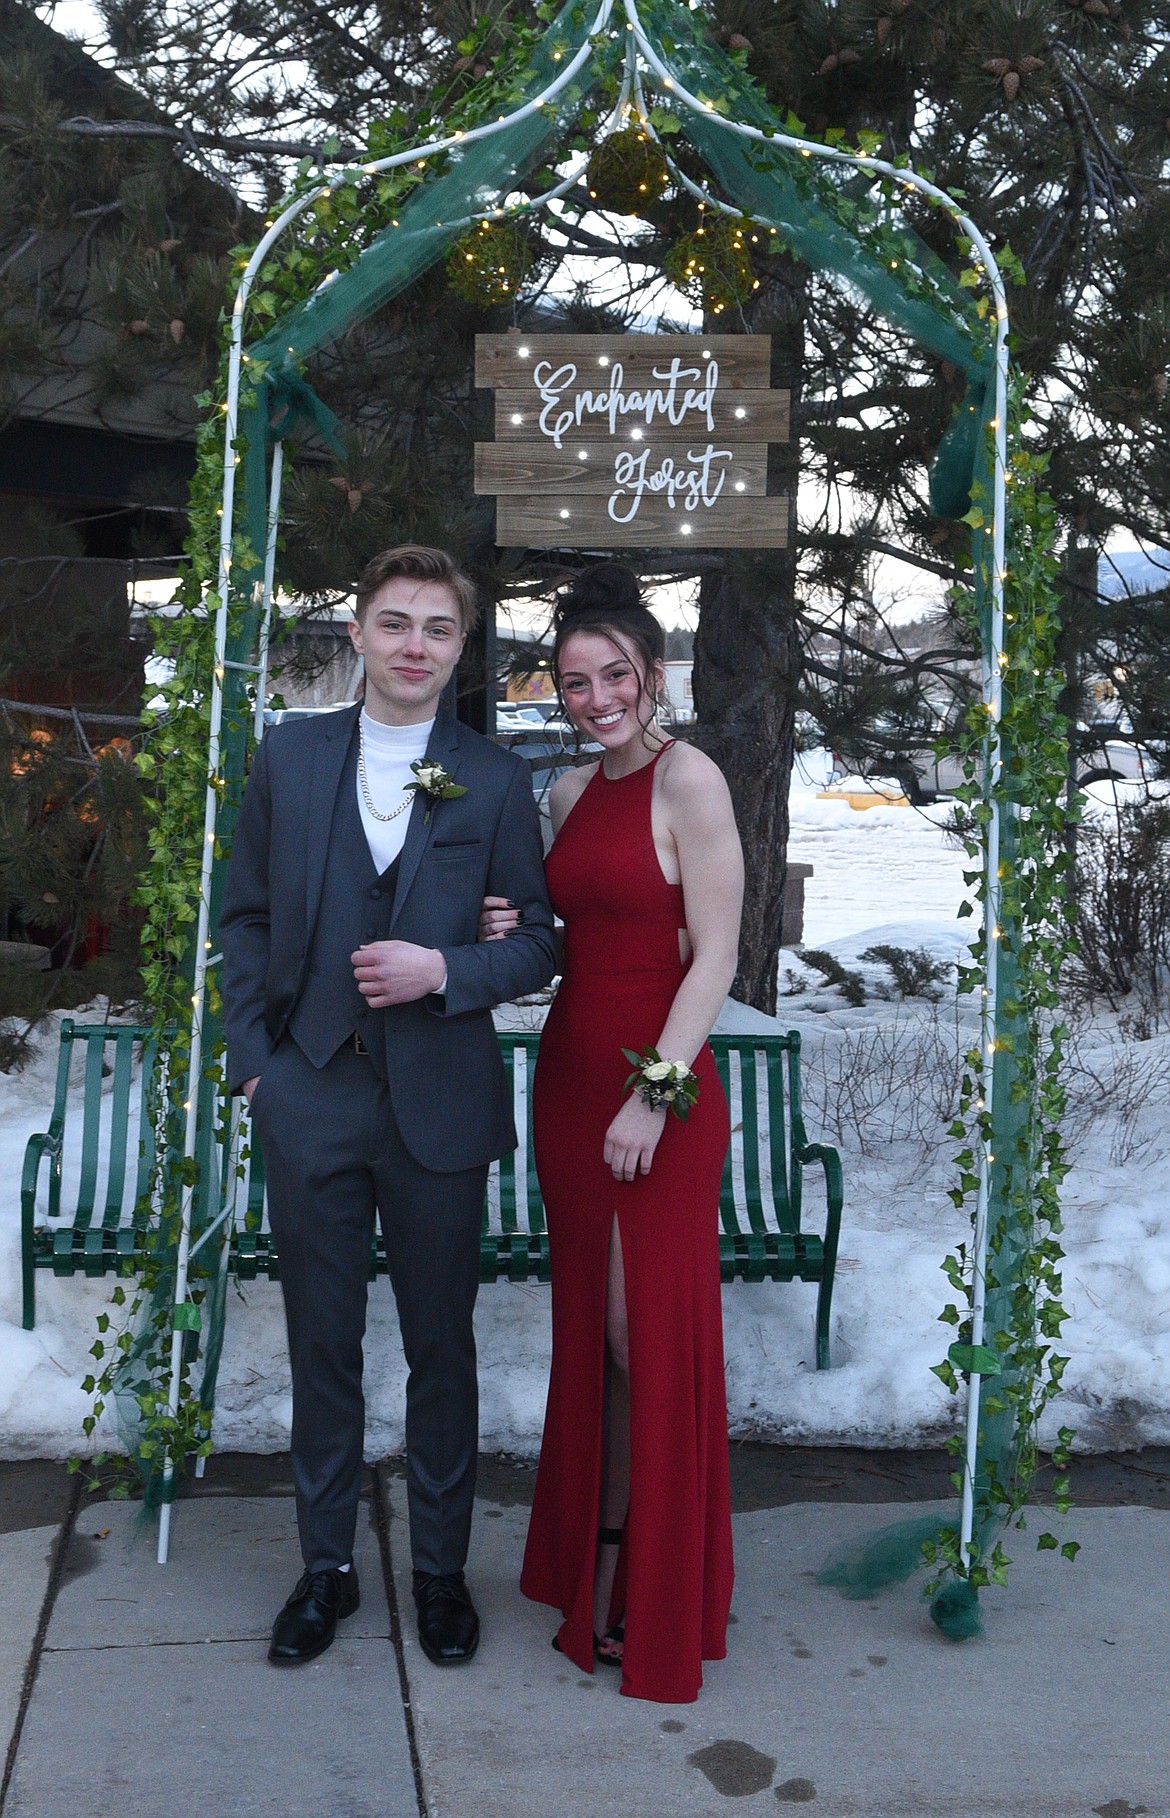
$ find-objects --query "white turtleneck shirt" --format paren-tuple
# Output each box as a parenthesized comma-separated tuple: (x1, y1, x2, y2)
(356, 710, 435, 874)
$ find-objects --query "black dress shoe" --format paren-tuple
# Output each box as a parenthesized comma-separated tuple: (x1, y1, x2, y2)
(413, 1569, 480, 1665)
(268, 1565, 360, 1665)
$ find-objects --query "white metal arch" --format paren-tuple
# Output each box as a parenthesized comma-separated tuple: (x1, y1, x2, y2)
(161, 0, 1009, 1575)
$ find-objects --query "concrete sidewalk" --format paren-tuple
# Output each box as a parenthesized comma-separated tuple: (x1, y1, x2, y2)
(3, 1452, 1169, 1818)
(0, 1462, 419, 1818)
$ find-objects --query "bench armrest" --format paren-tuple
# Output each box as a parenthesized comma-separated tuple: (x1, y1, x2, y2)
(21, 1129, 63, 1330)
(794, 1137, 844, 1258)
(22, 1129, 63, 1222)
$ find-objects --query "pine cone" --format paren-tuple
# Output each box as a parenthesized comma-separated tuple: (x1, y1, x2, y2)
(727, 32, 753, 51)
(1018, 56, 1046, 73)
(1002, 70, 1020, 100)
(329, 477, 374, 513)
(876, 15, 893, 45)
(128, 319, 150, 335)
(168, 319, 185, 343)
(983, 57, 1012, 75)
(158, 238, 181, 253)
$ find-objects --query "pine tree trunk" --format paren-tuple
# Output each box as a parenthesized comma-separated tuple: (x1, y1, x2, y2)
(692, 555, 800, 1014)
(691, 262, 805, 1015)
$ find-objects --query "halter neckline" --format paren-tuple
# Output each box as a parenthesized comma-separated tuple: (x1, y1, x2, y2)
(597, 738, 674, 783)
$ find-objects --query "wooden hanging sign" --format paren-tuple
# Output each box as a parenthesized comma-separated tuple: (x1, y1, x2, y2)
(474, 333, 789, 549)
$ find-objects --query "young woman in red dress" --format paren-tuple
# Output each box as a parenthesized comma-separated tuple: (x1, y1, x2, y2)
(482, 563, 743, 1703)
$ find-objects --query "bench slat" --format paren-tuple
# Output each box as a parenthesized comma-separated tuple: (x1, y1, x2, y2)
(73, 1036, 107, 1229)
(498, 1041, 518, 1235)
(712, 1048, 741, 1239)
(521, 1038, 544, 1239)
(101, 1030, 136, 1229)
(736, 1049, 771, 1238)
(763, 1044, 793, 1226)
(787, 1041, 806, 1228)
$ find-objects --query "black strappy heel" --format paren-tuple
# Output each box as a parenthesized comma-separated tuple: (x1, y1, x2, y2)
(594, 1525, 625, 1666)
(550, 1524, 626, 1665)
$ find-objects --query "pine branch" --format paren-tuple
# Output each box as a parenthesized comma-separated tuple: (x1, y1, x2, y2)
(1, 700, 144, 728)
(39, 114, 364, 161)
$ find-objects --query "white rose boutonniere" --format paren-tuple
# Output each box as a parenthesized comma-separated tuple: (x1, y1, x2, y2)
(409, 759, 467, 823)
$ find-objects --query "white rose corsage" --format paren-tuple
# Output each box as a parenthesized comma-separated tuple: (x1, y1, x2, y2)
(621, 1047, 700, 1121)
(409, 759, 467, 823)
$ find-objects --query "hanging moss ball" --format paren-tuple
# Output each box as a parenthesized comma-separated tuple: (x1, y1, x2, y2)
(663, 213, 763, 315)
(585, 126, 670, 216)
(446, 218, 547, 307)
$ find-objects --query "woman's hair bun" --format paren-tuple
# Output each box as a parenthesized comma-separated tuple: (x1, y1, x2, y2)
(554, 561, 645, 626)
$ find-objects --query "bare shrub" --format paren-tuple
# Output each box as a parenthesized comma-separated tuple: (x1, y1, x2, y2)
(1072, 799, 1170, 1020)
(1059, 1013, 1170, 1168)
(800, 1001, 967, 1156)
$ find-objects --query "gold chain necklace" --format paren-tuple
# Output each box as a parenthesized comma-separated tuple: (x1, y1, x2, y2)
(358, 720, 413, 824)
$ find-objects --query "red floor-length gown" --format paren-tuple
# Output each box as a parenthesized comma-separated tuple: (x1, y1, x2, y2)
(520, 745, 734, 1704)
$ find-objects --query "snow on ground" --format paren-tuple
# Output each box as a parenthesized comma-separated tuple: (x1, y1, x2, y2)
(2, 758, 1168, 1460)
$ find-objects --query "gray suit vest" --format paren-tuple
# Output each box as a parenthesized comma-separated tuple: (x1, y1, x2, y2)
(288, 728, 399, 1075)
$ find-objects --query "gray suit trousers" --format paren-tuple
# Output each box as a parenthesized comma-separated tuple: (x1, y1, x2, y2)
(250, 1037, 486, 1576)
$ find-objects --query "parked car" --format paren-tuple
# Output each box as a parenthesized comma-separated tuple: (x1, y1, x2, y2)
(843, 729, 1153, 804)
(496, 704, 553, 732)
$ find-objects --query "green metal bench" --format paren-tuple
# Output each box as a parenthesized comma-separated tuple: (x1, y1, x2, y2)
(21, 1026, 843, 1366)
(21, 1019, 159, 1333)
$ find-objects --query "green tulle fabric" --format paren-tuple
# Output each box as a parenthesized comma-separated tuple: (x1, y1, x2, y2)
(816, 1514, 958, 1601)
(814, 1512, 984, 1639)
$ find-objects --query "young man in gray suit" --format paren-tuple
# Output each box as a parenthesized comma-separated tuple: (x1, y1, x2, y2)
(220, 545, 557, 1668)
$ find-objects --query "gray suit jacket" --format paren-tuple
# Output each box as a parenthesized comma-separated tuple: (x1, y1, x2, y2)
(218, 703, 557, 1172)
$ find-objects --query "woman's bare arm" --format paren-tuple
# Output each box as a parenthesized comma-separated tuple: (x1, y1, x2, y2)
(602, 743, 743, 1182)
(653, 743, 744, 1066)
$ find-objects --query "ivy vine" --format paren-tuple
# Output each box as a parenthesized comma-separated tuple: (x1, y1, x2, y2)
(925, 386, 1079, 1595)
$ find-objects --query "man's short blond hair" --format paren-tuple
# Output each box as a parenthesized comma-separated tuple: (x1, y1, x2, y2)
(354, 545, 478, 633)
